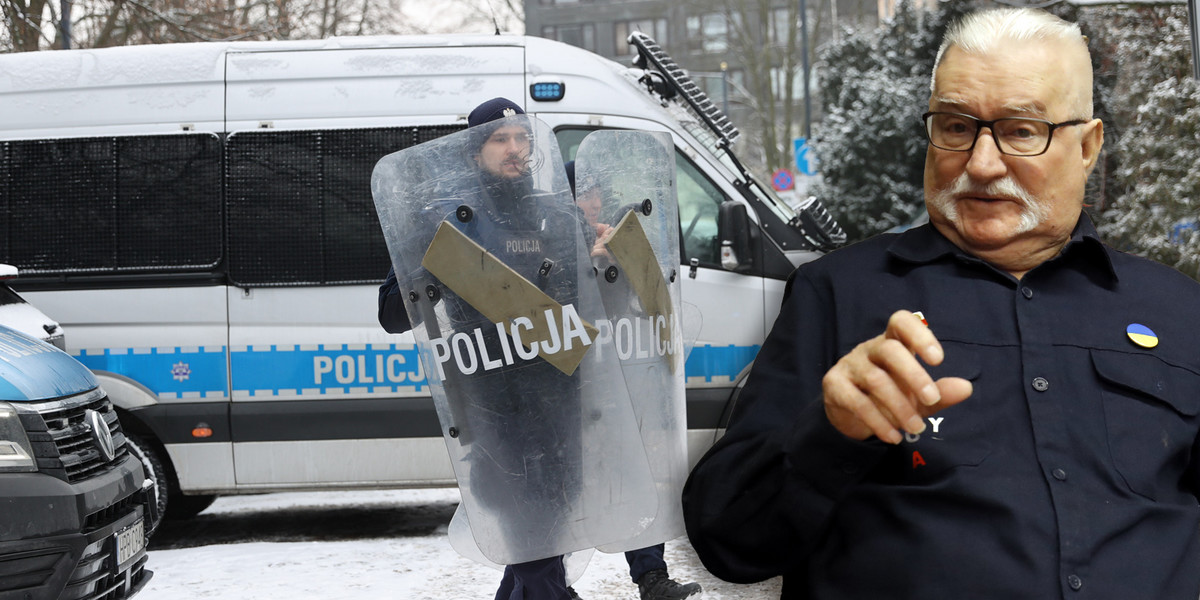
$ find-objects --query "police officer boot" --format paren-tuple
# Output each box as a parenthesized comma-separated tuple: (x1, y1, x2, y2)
(636, 569, 701, 600)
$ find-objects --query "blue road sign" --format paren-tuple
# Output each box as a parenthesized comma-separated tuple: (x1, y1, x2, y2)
(794, 138, 818, 176)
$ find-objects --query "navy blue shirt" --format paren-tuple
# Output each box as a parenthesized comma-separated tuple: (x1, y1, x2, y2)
(683, 215, 1200, 599)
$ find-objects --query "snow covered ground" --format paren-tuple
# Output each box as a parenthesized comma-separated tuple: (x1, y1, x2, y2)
(138, 489, 782, 600)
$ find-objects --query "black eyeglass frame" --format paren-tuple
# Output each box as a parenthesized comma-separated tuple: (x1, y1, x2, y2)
(921, 111, 1090, 157)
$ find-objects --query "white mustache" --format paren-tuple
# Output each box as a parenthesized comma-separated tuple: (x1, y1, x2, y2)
(930, 173, 1048, 234)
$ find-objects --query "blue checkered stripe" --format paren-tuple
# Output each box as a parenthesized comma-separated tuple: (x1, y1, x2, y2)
(231, 344, 428, 398)
(75, 346, 229, 400)
(73, 343, 758, 400)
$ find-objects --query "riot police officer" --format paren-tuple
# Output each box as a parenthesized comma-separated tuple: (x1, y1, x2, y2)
(379, 98, 584, 600)
(566, 160, 701, 600)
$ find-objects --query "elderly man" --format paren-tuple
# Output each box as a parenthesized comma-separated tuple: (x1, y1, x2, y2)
(683, 8, 1200, 599)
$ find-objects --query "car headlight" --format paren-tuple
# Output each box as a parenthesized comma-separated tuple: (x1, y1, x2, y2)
(0, 402, 36, 472)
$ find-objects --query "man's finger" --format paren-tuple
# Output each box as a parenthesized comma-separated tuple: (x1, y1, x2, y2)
(884, 310, 945, 367)
(852, 357, 929, 435)
(866, 337, 941, 408)
(831, 389, 904, 445)
(915, 377, 974, 418)
(824, 369, 902, 443)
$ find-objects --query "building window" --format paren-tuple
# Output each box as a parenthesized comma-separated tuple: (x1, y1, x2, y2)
(769, 7, 792, 45)
(686, 13, 735, 54)
(770, 66, 805, 100)
(696, 68, 743, 106)
(614, 19, 668, 56)
(542, 24, 596, 52)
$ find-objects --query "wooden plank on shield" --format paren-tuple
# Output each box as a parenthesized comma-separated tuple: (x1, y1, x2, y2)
(421, 222, 597, 376)
(604, 210, 678, 371)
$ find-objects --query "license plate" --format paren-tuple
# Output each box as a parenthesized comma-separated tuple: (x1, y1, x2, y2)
(116, 519, 145, 566)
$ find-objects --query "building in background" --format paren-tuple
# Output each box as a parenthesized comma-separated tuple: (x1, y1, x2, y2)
(524, 0, 881, 176)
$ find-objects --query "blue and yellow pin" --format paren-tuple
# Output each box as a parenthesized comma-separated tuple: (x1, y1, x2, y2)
(1126, 323, 1158, 349)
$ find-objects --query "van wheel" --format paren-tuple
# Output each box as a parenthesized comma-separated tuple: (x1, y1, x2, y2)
(125, 434, 168, 540)
(168, 493, 217, 519)
(126, 434, 217, 527)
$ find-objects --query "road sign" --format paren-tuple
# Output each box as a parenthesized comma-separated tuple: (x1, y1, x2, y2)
(772, 169, 794, 191)
(794, 138, 818, 176)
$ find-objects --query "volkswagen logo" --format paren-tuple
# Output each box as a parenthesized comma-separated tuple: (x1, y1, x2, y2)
(85, 409, 116, 462)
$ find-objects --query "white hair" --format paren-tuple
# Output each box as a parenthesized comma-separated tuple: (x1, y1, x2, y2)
(931, 8, 1093, 117)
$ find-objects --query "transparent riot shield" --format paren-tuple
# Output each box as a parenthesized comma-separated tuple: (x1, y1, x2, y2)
(571, 130, 690, 553)
(371, 115, 656, 565)
(447, 506, 596, 585)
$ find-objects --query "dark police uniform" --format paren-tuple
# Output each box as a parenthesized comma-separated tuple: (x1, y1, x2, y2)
(379, 167, 586, 512)
(379, 164, 588, 600)
(683, 214, 1200, 599)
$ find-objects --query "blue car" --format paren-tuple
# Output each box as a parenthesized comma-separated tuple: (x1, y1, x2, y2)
(0, 325, 155, 600)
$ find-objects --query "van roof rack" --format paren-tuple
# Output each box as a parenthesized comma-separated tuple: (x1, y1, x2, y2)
(627, 32, 740, 147)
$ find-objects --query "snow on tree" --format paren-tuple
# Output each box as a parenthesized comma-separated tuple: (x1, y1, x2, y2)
(1101, 74, 1200, 280)
(809, 0, 967, 242)
(1083, 6, 1200, 281)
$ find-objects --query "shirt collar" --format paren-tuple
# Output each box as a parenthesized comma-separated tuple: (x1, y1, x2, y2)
(887, 212, 1117, 282)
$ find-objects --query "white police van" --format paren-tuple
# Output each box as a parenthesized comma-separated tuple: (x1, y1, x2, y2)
(0, 32, 843, 530)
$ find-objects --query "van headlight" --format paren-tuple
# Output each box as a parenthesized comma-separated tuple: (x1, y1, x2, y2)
(0, 402, 36, 472)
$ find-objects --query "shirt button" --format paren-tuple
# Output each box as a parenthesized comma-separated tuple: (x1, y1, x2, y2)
(1068, 574, 1083, 591)
(1021, 286, 1034, 299)
(1053, 468, 1068, 481)
(1032, 377, 1050, 392)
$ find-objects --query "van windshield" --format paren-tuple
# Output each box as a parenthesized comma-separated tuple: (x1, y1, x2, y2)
(0, 285, 23, 307)
(715, 149, 801, 223)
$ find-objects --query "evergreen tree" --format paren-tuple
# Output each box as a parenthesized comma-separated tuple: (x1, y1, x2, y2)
(809, 0, 969, 241)
(1104, 76, 1200, 279)
(1083, 6, 1199, 280)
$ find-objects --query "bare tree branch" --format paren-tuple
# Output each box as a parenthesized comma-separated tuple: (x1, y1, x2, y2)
(4, 0, 52, 51)
(5, 0, 513, 52)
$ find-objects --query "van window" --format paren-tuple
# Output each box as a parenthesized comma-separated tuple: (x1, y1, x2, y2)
(1, 125, 463, 286)
(1, 134, 222, 274)
(554, 128, 729, 266)
(224, 125, 461, 286)
(0, 284, 21, 306)
(555, 129, 589, 163)
(675, 153, 725, 266)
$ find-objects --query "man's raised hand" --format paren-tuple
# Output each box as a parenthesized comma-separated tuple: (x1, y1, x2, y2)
(821, 310, 973, 444)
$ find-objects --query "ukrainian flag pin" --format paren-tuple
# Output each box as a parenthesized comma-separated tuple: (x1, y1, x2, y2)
(1126, 323, 1159, 349)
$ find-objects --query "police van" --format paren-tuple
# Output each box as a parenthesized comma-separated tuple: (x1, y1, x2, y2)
(0, 32, 843, 530)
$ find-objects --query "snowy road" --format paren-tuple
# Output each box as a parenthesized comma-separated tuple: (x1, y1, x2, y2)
(139, 489, 782, 600)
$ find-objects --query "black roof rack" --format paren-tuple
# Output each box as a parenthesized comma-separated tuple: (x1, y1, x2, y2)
(628, 32, 740, 147)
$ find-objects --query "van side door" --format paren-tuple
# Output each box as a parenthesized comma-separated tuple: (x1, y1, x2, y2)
(220, 43, 526, 488)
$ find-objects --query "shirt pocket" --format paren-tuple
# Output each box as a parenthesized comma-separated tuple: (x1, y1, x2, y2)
(1093, 349, 1200, 502)
(882, 345, 991, 484)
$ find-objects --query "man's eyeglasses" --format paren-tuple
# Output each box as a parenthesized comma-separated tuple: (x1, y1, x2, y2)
(922, 111, 1089, 157)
